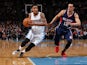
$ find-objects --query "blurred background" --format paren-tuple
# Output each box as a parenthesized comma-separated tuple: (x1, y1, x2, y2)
(0, 0, 87, 41)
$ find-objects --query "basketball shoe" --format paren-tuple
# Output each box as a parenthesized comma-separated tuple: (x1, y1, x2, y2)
(61, 52, 67, 57)
(55, 46, 59, 53)
(12, 50, 20, 55)
(19, 52, 24, 58)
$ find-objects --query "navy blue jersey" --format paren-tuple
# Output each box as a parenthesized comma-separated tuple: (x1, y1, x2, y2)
(55, 10, 75, 45)
(59, 10, 75, 29)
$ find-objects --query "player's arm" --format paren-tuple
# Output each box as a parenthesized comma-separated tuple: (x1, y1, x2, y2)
(49, 10, 65, 25)
(40, 13, 48, 33)
(70, 13, 81, 26)
(39, 12, 48, 26)
(37, 12, 48, 26)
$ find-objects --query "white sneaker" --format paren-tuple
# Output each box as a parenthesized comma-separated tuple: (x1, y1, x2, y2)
(12, 50, 20, 55)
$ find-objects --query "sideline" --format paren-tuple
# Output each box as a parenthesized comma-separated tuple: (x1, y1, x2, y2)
(27, 58, 36, 65)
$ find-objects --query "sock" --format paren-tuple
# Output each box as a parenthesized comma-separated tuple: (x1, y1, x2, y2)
(21, 49, 26, 53)
(18, 46, 23, 51)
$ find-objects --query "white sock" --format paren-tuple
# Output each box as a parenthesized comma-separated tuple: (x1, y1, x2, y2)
(18, 46, 23, 51)
(22, 49, 26, 53)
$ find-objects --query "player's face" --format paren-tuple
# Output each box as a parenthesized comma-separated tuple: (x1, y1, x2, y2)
(32, 6, 38, 15)
(68, 4, 74, 12)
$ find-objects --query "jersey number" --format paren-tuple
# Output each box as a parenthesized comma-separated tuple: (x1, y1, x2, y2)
(64, 22, 69, 27)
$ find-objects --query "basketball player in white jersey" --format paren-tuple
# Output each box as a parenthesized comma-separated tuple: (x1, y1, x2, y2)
(12, 4, 48, 57)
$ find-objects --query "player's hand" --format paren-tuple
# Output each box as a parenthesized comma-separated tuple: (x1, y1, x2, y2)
(48, 23, 52, 27)
(45, 23, 49, 26)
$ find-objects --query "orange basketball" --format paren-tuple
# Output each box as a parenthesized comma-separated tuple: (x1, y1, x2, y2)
(23, 18, 32, 27)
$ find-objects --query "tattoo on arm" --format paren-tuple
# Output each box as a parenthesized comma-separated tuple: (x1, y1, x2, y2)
(41, 13, 47, 23)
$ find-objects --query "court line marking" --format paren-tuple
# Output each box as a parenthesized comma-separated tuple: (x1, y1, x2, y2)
(27, 58, 36, 65)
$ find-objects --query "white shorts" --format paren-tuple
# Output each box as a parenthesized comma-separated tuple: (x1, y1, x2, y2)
(26, 30, 45, 45)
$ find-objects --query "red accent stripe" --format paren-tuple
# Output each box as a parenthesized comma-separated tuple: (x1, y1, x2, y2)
(72, 21, 76, 23)
(60, 17, 62, 23)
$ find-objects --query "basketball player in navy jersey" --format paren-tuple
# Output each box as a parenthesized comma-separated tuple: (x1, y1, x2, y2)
(12, 4, 48, 57)
(49, 3, 81, 57)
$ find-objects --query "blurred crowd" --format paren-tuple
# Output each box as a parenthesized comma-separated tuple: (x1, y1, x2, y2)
(0, 21, 24, 41)
(0, 0, 87, 22)
(72, 28, 87, 39)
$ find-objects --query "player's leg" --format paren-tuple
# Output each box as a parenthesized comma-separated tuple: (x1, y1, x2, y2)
(12, 30, 32, 55)
(54, 28, 62, 53)
(62, 29, 72, 56)
(19, 33, 45, 57)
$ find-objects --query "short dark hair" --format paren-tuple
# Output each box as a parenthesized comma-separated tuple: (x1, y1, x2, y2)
(31, 4, 38, 8)
(68, 2, 75, 7)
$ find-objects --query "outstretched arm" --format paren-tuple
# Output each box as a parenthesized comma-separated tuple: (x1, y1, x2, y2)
(49, 10, 65, 25)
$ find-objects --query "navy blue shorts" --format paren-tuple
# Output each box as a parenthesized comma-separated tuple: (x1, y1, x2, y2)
(54, 27, 72, 45)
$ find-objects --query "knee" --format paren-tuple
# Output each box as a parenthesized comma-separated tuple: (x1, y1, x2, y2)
(68, 39, 72, 43)
(21, 38, 30, 47)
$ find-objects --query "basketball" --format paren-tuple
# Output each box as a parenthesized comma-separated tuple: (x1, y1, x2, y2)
(23, 18, 32, 27)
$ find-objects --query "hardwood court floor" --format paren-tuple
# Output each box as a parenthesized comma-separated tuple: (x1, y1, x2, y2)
(0, 39, 87, 65)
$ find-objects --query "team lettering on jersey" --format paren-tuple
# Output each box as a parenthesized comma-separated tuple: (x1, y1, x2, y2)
(63, 17, 73, 22)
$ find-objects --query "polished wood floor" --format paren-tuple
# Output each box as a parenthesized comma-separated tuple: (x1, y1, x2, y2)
(0, 39, 87, 65)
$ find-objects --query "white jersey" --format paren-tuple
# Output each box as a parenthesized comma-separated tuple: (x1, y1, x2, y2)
(30, 12, 45, 34)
